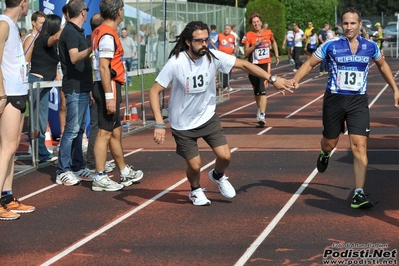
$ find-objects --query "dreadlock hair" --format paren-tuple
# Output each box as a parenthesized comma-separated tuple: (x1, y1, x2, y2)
(168, 21, 218, 62)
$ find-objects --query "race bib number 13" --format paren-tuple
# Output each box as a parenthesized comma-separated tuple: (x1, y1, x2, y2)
(338, 70, 364, 91)
(185, 73, 210, 94)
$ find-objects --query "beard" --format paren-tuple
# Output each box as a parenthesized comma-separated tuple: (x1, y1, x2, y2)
(191, 45, 208, 57)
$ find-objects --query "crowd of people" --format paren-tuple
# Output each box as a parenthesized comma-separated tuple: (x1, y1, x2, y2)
(0, 0, 398, 220)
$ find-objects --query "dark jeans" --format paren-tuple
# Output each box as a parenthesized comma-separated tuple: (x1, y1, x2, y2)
(28, 74, 53, 163)
(320, 58, 328, 72)
(140, 45, 146, 68)
(293, 46, 302, 69)
(222, 70, 232, 88)
(86, 101, 98, 169)
(57, 91, 89, 173)
(124, 58, 132, 85)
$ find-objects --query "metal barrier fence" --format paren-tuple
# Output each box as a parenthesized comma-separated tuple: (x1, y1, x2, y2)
(16, 69, 156, 175)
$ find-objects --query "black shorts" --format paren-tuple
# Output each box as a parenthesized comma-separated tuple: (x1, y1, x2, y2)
(92, 81, 122, 131)
(322, 92, 370, 139)
(171, 113, 227, 160)
(248, 63, 270, 96)
(7, 95, 27, 113)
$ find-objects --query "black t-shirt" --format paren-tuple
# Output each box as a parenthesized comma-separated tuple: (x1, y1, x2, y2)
(319, 29, 327, 42)
(30, 35, 59, 81)
(58, 21, 92, 93)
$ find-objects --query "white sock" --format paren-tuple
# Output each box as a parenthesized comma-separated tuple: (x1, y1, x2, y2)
(121, 166, 130, 176)
(354, 188, 364, 195)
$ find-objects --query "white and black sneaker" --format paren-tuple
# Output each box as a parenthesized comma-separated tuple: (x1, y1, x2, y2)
(56, 171, 80, 186)
(189, 188, 211, 206)
(120, 165, 143, 186)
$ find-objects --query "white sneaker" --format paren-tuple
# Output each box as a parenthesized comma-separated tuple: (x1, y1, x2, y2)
(208, 170, 236, 199)
(106, 161, 116, 169)
(92, 174, 124, 192)
(189, 188, 211, 206)
(120, 165, 144, 186)
(256, 112, 266, 126)
(293, 69, 298, 72)
(56, 171, 80, 186)
(73, 168, 95, 182)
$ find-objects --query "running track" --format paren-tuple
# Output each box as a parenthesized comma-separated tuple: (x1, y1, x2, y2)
(3, 56, 399, 266)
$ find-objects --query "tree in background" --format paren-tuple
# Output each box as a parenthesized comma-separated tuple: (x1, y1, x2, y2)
(245, 0, 286, 57)
(280, 0, 337, 33)
(337, 0, 399, 17)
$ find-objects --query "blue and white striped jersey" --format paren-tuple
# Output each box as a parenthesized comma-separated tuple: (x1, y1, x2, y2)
(314, 35, 381, 95)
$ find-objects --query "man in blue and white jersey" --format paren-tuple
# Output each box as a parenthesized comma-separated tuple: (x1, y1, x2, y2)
(292, 7, 399, 209)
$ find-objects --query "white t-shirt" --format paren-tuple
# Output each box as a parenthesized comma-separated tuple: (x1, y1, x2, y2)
(156, 50, 235, 130)
(231, 30, 239, 46)
(286, 30, 294, 42)
(0, 15, 28, 96)
(294, 29, 304, 47)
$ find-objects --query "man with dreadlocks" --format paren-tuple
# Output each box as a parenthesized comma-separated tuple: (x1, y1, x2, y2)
(149, 21, 293, 206)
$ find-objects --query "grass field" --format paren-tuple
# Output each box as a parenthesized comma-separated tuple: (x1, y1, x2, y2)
(128, 73, 157, 92)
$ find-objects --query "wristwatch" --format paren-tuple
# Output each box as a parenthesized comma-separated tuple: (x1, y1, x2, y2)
(269, 75, 277, 84)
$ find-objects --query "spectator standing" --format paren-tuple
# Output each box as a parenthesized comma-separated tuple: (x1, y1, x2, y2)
(91, 0, 143, 191)
(318, 22, 329, 75)
(293, 7, 399, 209)
(326, 25, 335, 40)
(58, 4, 69, 139)
(0, 0, 35, 220)
(374, 22, 384, 58)
(282, 25, 295, 64)
(303, 21, 314, 59)
(85, 13, 115, 174)
(305, 29, 318, 55)
(242, 13, 280, 126)
(138, 24, 146, 68)
(23, 11, 46, 67)
(56, 0, 94, 186)
(120, 27, 135, 86)
(156, 21, 168, 67)
(218, 24, 236, 91)
(149, 21, 293, 206)
(231, 24, 240, 57)
(19, 27, 27, 40)
(29, 14, 63, 164)
(208, 24, 218, 50)
(168, 23, 177, 54)
(292, 21, 304, 72)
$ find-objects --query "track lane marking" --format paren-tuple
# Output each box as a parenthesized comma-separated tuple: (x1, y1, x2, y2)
(40, 147, 238, 265)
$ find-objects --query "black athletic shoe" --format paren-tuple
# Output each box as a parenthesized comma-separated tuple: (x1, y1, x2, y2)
(316, 151, 330, 173)
(351, 192, 374, 209)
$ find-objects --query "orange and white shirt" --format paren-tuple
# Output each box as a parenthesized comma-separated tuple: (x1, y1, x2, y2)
(242, 29, 274, 64)
(218, 33, 235, 55)
(91, 24, 125, 83)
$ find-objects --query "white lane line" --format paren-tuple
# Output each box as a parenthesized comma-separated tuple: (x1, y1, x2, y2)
(285, 94, 324, 119)
(256, 127, 272, 135)
(19, 149, 143, 202)
(235, 147, 336, 266)
(40, 147, 238, 266)
(235, 66, 399, 265)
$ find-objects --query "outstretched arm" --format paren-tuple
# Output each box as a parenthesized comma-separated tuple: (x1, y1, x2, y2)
(292, 56, 320, 89)
(234, 58, 293, 94)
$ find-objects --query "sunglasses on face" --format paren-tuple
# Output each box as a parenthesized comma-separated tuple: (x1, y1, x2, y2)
(191, 37, 210, 43)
